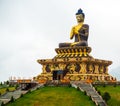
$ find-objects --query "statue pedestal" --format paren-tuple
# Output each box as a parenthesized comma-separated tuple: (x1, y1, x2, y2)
(36, 46, 115, 82)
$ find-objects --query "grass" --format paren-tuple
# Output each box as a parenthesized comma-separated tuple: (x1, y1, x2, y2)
(0, 87, 15, 95)
(6, 86, 95, 106)
(96, 85, 120, 106)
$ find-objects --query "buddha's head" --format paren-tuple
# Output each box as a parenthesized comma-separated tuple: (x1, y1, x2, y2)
(75, 8, 85, 23)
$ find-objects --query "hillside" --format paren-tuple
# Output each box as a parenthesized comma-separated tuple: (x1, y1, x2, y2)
(5, 86, 95, 106)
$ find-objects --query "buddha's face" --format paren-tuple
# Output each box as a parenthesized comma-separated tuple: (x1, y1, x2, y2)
(76, 14, 84, 23)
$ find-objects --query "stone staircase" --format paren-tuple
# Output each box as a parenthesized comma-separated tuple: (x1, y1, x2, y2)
(0, 84, 45, 106)
(0, 89, 28, 105)
(72, 82, 107, 106)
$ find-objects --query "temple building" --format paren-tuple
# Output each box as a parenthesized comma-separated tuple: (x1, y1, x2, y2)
(36, 9, 115, 83)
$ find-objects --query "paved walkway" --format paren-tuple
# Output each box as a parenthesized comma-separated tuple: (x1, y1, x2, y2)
(0, 84, 44, 106)
(0, 89, 28, 105)
(71, 82, 107, 106)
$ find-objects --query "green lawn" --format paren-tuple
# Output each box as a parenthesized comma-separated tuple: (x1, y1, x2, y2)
(96, 85, 120, 106)
(0, 87, 15, 95)
(6, 86, 95, 106)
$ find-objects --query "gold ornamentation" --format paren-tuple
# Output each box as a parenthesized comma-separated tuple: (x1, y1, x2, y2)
(80, 63, 87, 74)
(94, 65, 99, 74)
(99, 65, 104, 74)
(70, 22, 83, 40)
(88, 64, 94, 74)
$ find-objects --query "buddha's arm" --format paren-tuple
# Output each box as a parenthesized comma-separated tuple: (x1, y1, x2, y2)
(79, 24, 89, 41)
(79, 24, 89, 36)
(70, 27, 75, 39)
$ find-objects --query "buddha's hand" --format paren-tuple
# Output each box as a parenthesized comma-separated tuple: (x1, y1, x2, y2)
(71, 42, 79, 46)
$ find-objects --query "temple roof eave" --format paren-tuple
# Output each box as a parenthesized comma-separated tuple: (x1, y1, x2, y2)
(37, 58, 112, 66)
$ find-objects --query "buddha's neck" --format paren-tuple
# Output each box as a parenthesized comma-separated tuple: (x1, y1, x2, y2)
(77, 22, 84, 25)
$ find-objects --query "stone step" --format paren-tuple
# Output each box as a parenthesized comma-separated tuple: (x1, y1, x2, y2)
(82, 88, 94, 90)
(98, 102, 106, 106)
(74, 83, 107, 106)
(87, 92, 98, 96)
(0, 98, 10, 104)
(92, 97, 102, 101)
(79, 86, 92, 89)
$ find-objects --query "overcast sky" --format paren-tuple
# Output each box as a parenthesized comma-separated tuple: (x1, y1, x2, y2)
(0, 0, 120, 82)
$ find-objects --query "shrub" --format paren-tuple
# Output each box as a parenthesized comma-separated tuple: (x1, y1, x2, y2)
(97, 90, 101, 95)
(44, 84, 47, 87)
(89, 96, 92, 100)
(84, 91, 87, 95)
(37, 87, 40, 90)
(103, 84, 106, 87)
(94, 86, 97, 90)
(20, 93, 23, 98)
(1, 102, 4, 106)
(102, 92, 111, 102)
(6, 88, 9, 92)
(76, 87, 79, 91)
(15, 84, 19, 90)
(28, 90, 31, 93)
(10, 96, 14, 102)
(68, 84, 71, 88)
(114, 84, 116, 87)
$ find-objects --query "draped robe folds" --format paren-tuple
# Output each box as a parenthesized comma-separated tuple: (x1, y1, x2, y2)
(59, 23, 89, 48)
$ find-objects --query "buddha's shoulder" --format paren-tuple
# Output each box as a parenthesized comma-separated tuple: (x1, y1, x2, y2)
(82, 24, 89, 28)
(72, 24, 82, 28)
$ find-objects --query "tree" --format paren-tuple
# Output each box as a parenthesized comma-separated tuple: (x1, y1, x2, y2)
(6, 80, 9, 85)
(0, 82, 3, 85)
(102, 92, 111, 102)
(15, 84, 19, 90)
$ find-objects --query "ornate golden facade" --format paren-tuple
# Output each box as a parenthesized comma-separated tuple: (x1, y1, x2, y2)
(36, 46, 114, 82)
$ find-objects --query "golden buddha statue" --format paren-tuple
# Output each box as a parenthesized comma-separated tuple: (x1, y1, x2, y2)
(59, 8, 89, 48)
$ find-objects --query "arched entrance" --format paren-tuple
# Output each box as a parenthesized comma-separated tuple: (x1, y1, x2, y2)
(53, 70, 63, 80)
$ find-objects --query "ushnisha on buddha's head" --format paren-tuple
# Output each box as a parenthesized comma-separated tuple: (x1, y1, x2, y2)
(75, 8, 85, 23)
